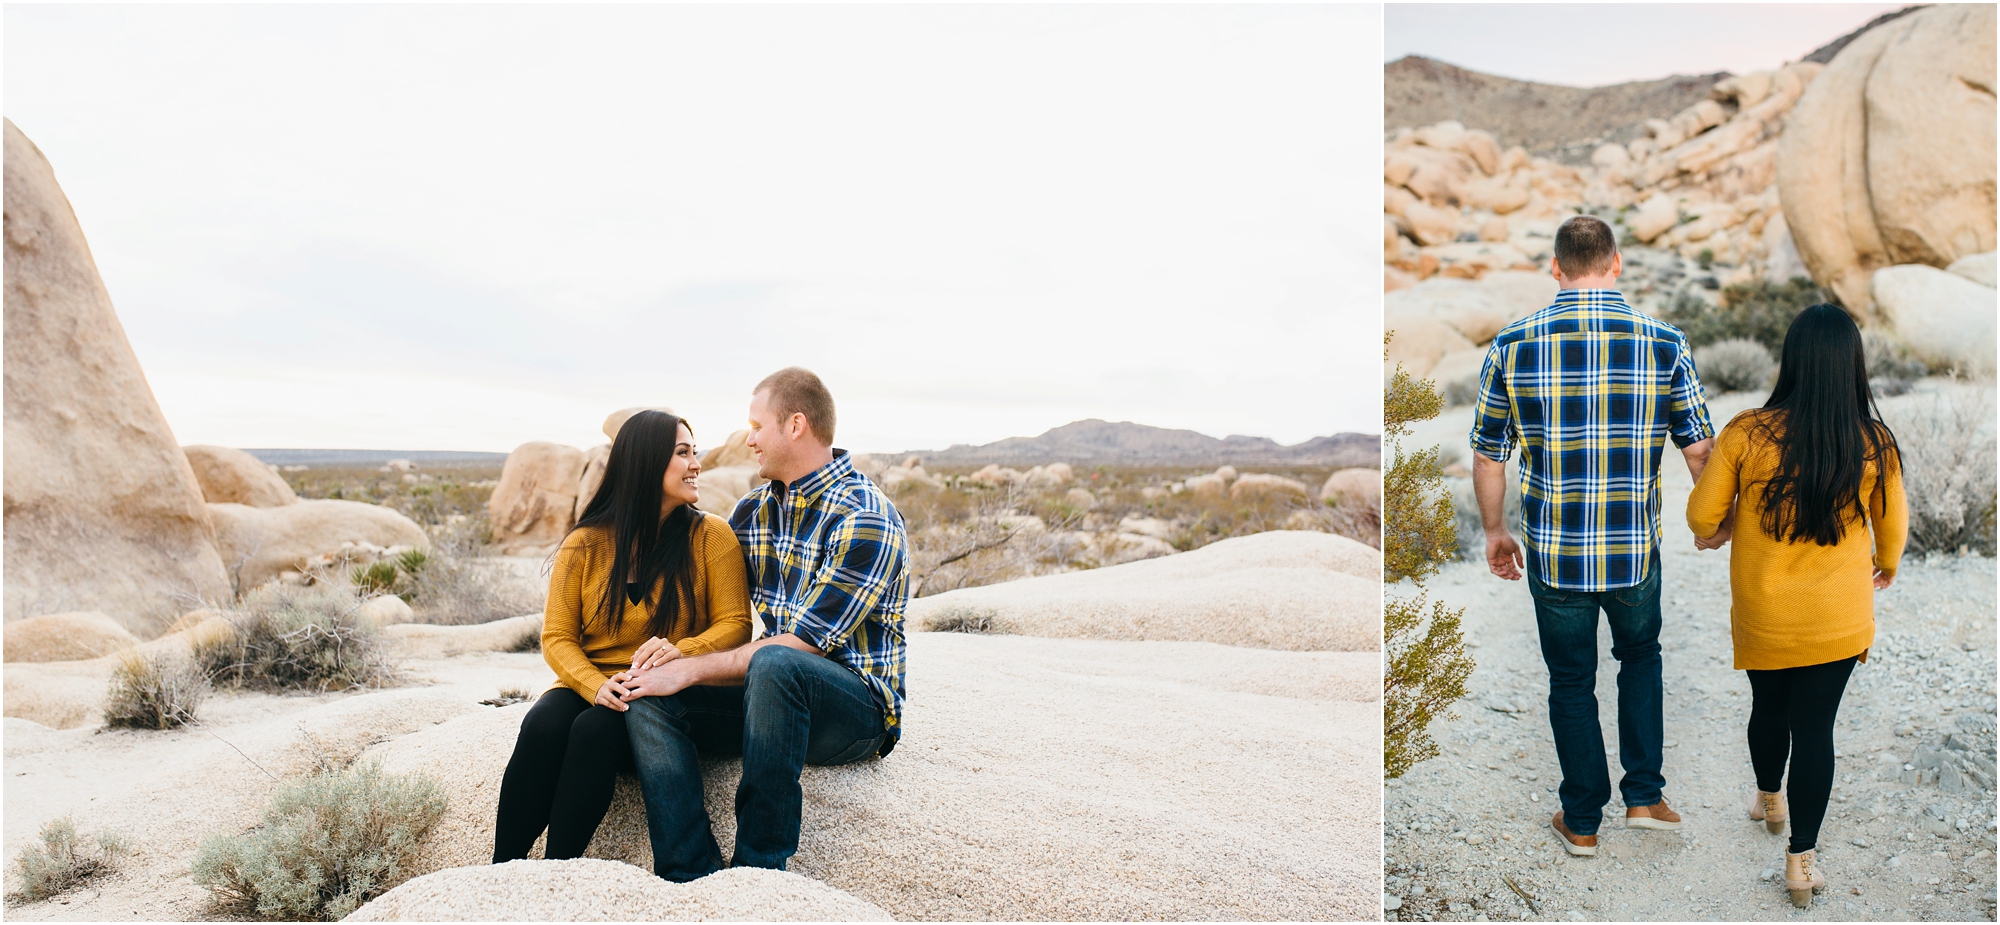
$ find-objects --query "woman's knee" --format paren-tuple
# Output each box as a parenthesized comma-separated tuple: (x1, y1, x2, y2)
(569, 706, 630, 756)
(519, 689, 588, 743)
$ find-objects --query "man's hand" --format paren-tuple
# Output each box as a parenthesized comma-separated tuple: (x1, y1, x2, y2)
(630, 636, 683, 672)
(594, 676, 633, 712)
(615, 659, 702, 701)
(1486, 531, 1524, 581)
(1873, 568, 1893, 590)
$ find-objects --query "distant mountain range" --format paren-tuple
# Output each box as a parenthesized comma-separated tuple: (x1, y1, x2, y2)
(244, 449, 509, 466)
(893, 420, 1379, 469)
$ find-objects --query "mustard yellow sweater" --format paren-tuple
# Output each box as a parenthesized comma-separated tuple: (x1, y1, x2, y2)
(1687, 410, 1907, 671)
(541, 512, 753, 701)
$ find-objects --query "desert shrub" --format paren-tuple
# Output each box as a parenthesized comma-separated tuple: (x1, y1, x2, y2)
(351, 561, 401, 596)
(508, 621, 543, 653)
(192, 763, 446, 921)
(1882, 386, 1998, 556)
(402, 517, 546, 625)
(1662, 277, 1825, 350)
(196, 584, 394, 693)
(1863, 328, 1930, 391)
(103, 648, 210, 730)
(1384, 351, 1474, 779)
(926, 607, 1005, 634)
(8, 816, 128, 903)
(1694, 338, 1776, 394)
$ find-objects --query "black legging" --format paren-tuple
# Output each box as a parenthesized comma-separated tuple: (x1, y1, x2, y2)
(492, 687, 631, 863)
(1746, 655, 1858, 853)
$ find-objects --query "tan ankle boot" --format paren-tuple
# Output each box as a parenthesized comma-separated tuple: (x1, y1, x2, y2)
(1785, 849, 1825, 908)
(1749, 789, 1787, 834)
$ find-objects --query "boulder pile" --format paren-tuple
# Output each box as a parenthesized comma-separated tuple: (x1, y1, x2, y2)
(1386, 4, 1996, 382)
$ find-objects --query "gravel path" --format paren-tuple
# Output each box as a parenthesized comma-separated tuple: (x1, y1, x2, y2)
(1385, 474, 1997, 921)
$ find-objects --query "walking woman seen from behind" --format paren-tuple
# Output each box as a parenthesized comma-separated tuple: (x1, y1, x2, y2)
(1687, 304, 1907, 909)
(491, 410, 753, 864)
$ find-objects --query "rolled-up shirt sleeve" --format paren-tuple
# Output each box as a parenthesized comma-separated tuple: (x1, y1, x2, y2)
(788, 510, 904, 654)
(1667, 340, 1716, 448)
(1468, 343, 1516, 462)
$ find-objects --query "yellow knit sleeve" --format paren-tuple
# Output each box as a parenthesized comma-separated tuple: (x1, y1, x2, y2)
(543, 531, 613, 701)
(1871, 443, 1909, 578)
(1687, 416, 1746, 538)
(677, 515, 755, 658)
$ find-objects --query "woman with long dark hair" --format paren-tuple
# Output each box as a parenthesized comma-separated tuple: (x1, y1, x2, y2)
(1687, 304, 1907, 908)
(492, 410, 752, 863)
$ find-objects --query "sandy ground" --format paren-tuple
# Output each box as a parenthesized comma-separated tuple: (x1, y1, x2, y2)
(4, 634, 1377, 920)
(1384, 436, 1999, 922)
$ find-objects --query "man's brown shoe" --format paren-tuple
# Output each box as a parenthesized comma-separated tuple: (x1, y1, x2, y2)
(1551, 812, 1598, 856)
(1625, 800, 1683, 831)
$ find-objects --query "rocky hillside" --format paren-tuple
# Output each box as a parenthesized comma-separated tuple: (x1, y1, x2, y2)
(1385, 56, 1726, 164)
(903, 419, 1379, 468)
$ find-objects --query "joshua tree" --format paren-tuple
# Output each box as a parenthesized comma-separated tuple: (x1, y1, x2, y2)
(1383, 339, 1474, 779)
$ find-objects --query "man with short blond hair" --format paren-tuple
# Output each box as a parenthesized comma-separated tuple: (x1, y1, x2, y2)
(1470, 214, 1716, 856)
(617, 367, 908, 880)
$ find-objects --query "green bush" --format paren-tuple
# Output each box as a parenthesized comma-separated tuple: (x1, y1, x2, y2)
(104, 649, 210, 730)
(1662, 277, 1826, 350)
(1384, 352, 1474, 779)
(350, 561, 401, 596)
(196, 584, 394, 693)
(192, 764, 446, 921)
(8, 817, 127, 903)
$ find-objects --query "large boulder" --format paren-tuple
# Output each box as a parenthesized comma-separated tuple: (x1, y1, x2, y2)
(3, 611, 138, 662)
(208, 499, 430, 593)
(1872, 264, 1997, 376)
(699, 429, 756, 469)
(572, 444, 611, 522)
(347, 860, 891, 922)
(380, 614, 540, 660)
(489, 442, 588, 555)
(1777, 5, 1997, 315)
(695, 464, 761, 518)
(183, 445, 299, 507)
(1948, 250, 1997, 287)
(907, 531, 1378, 651)
(1385, 316, 1477, 379)
(2, 119, 231, 629)
(1322, 468, 1381, 510)
(359, 631, 1379, 920)
(1385, 279, 1508, 344)
(601, 407, 675, 441)
(1227, 473, 1310, 502)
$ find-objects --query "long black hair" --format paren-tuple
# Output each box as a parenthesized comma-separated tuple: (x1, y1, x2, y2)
(567, 410, 699, 638)
(1750, 304, 1901, 546)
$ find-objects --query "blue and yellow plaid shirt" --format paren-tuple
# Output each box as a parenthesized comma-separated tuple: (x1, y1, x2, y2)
(1469, 288, 1715, 591)
(729, 450, 909, 751)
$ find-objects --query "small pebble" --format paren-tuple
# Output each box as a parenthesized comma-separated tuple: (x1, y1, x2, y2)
(1760, 868, 1777, 881)
(1467, 833, 1487, 845)
(1384, 895, 1403, 911)
(1854, 837, 1872, 848)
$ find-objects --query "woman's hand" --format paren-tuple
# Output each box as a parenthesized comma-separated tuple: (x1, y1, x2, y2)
(594, 676, 633, 712)
(630, 636, 684, 672)
(1695, 510, 1735, 550)
(1873, 568, 1893, 590)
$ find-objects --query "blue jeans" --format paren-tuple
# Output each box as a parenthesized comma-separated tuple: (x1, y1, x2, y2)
(1527, 559, 1665, 836)
(625, 646, 888, 880)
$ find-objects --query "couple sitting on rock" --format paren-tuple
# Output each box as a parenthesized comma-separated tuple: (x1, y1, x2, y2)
(1469, 216, 1907, 909)
(490, 367, 908, 880)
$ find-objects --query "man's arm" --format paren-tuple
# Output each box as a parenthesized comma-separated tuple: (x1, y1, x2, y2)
(617, 632, 821, 698)
(1680, 436, 1715, 483)
(1472, 453, 1523, 581)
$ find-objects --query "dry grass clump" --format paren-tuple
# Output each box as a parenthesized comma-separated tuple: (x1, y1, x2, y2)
(1883, 385, 1997, 556)
(401, 516, 546, 625)
(926, 606, 1007, 634)
(193, 763, 446, 921)
(196, 584, 396, 693)
(1694, 338, 1776, 394)
(480, 686, 535, 707)
(7, 816, 129, 904)
(103, 648, 210, 730)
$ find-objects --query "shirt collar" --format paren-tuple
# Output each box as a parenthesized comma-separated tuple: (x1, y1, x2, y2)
(1551, 287, 1631, 307)
(772, 449, 852, 505)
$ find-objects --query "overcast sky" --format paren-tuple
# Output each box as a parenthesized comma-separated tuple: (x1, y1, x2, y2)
(1386, 3, 1907, 87)
(5, 4, 1380, 455)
